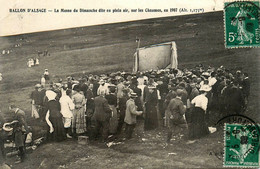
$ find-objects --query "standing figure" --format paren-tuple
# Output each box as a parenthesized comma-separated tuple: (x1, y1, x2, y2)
(45, 90, 66, 142)
(97, 79, 109, 96)
(165, 89, 187, 143)
(35, 58, 39, 66)
(116, 78, 125, 99)
(231, 7, 254, 44)
(30, 84, 42, 119)
(143, 85, 159, 131)
(8, 105, 29, 163)
(60, 89, 75, 138)
(41, 75, 46, 88)
(43, 69, 50, 84)
(189, 86, 210, 139)
(105, 86, 118, 135)
(85, 83, 95, 130)
(124, 93, 142, 139)
(93, 91, 112, 142)
(72, 86, 87, 136)
(224, 80, 245, 114)
(117, 89, 129, 134)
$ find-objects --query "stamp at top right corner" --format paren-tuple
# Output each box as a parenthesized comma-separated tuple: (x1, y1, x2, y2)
(224, 1, 260, 48)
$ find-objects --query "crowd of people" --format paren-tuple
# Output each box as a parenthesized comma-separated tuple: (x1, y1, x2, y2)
(31, 64, 250, 141)
(0, 64, 250, 164)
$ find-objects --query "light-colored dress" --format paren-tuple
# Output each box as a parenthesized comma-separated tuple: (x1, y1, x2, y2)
(72, 92, 86, 134)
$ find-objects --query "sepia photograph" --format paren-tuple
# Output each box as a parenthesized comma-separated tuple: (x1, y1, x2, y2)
(0, 0, 259, 168)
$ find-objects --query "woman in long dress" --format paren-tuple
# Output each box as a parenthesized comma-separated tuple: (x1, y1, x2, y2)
(189, 85, 210, 139)
(72, 86, 87, 136)
(45, 90, 66, 142)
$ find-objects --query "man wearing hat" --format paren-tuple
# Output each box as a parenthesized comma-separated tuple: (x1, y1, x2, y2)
(30, 84, 42, 119)
(8, 105, 29, 163)
(124, 93, 142, 139)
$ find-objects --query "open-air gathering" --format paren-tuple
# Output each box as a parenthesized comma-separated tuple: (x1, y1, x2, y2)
(0, 4, 259, 168)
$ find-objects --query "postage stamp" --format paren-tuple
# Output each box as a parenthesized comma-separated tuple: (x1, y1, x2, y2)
(224, 1, 260, 48)
(224, 123, 260, 167)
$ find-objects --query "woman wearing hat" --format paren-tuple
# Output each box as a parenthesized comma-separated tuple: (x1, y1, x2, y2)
(189, 85, 211, 139)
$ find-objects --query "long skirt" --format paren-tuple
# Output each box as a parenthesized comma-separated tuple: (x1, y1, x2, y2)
(109, 105, 118, 134)
(73, 107, 87, 134)
(49, 116, 66, 142)
(144, 103, 158, 131)
(189, 107, 209, 139)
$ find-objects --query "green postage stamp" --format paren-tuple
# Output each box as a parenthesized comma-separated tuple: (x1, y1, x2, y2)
(224, 123, 260, 167)
(224, 1, 260, 48)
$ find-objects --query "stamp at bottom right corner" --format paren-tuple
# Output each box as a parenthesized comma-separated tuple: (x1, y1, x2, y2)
(224, 123, 259, 167)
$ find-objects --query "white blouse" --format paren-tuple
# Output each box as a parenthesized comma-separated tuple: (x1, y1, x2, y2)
(191, 94, 208, 111)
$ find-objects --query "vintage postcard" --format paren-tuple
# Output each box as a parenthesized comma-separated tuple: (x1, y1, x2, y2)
(0, 0, 259, 168)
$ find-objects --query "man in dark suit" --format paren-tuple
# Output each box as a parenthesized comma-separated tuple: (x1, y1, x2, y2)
(93, 91, 111, 142)
(9, 105, 29, 163)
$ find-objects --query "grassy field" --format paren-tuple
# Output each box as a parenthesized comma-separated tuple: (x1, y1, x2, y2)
(0, 11, 259, 168)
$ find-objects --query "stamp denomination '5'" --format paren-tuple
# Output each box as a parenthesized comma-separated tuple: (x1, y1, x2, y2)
(224, 1, 260, 48)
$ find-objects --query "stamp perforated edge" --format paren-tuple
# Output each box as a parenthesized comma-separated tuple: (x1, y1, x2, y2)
(223, 123, 260, 168)
(223, 0, 260, 49)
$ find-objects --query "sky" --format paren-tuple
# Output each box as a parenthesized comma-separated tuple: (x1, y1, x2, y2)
(0, 0, 224, 36)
